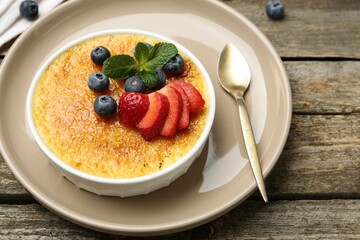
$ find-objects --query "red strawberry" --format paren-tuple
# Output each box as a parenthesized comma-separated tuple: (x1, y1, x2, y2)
(159, 85, 183, 137)
(169, 82, 190, 129)
(136, 92, 169, 140)
(171, 81, 205, 112)
(118, 92, 149, 127)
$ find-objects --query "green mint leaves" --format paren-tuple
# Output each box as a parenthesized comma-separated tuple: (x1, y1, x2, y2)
(103, 42, 178, 88)
(102, 55, 137, 80)
(134, 42, 151, 65)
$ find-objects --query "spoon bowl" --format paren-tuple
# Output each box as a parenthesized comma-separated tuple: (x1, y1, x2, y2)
(218, 44, 251, 98)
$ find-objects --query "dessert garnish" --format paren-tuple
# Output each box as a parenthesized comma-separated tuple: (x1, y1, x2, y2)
(91, 46, 111, 65)
(102, 42, 178, 89)
(136, 91, 169, 140)
(94, 95, 117, 118)
(124, 76, 147, 93)
(158, 85, 183, 137)
(150, 68, 166, 90)
(118, 81, 204, 140)
(88, 41, 205, 140)
(118, 92, 150, 127)
(163, 54, 184, 75)
(87, 72, 110, 93)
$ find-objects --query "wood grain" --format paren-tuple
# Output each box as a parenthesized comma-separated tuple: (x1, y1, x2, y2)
(267, 114, 360, 198)
(1, 200, 360, 239)
(223, 0, 360, 58)
(287, 61, 360, 114)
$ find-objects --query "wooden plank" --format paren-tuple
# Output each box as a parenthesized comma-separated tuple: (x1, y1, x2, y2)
(0, 204, 113, 239)
(207, 200, 360, 239)
(266, 114, 360, 198)
(0, 155, 28, 196)
(286, 61, 360, 114)
(223, 0, 360, 58)
(1, 200, 360, 238)
(1, 114, 359, 198)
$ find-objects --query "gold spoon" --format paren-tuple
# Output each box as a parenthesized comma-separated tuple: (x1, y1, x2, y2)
(218, 43, 268, 203)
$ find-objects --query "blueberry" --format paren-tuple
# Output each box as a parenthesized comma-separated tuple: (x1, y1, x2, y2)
(19, 0, 38, 21)
(91, 46, 111, 65)
(124, 76, 147, 93)
(163, 54, 184, 75)
(88, 72, 110, 93)
(94, 95, 117, 118)
(150, 68, 166, 90)
(266, 0, 285, 20)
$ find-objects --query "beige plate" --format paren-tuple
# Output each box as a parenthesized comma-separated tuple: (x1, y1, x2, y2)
(0, 0, 291, 236)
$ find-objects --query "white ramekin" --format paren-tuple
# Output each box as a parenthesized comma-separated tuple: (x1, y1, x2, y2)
(26, 29, 216, 197)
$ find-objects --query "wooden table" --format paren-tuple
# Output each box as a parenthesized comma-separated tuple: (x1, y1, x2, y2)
(1, 0, 359, 238)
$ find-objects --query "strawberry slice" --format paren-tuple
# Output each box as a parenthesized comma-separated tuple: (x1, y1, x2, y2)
(136, 92, 169, 140)
(118, 92, 149, 127)
(159, 85, 183, 137)
(169, 82, 191, 129)
(171, 81, 205, 112)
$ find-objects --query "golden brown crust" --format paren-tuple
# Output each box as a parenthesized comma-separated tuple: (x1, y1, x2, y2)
(32, 34, 209, 178)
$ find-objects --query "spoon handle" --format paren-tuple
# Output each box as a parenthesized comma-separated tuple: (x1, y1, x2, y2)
(236, 96, 268, 203)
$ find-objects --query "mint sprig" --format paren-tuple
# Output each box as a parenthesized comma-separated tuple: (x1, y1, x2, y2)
(102, 55, 137, 80)
(103, 42, 178, 88)
(134, 42, 151, 65)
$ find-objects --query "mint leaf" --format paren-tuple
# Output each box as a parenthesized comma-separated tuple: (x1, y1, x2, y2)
(142, 42, 178, 70)
(102, 42, 178, 84)
(137, 70, 158, 88)
(134, 42, 151, 65)
(103, 55, 137, 80)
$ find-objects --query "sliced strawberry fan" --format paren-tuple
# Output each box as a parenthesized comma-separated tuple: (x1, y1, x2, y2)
(118, 80, 205, 141)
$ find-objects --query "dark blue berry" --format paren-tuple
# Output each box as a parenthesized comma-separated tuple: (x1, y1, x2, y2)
(266, 0, 285, 20)
(163, 54, 184, 75)
(91, 46, 111, 65)
(150, 68, 166, 90)
(88, 72, 110, 93)
(94, 95, 117, 118)
(19, 0, 38, 21)
(124, 76, 147, 93)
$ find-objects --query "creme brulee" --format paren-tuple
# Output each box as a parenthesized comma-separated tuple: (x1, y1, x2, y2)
(32, 33, 209, 178)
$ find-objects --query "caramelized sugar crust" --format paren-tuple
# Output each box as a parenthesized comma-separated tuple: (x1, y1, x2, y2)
(32, 34, 209, 178)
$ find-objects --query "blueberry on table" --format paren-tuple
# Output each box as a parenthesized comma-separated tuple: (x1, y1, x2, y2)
(124, 76, 147, 93)
(266, 0, 285, 20)
(19, 0, 39, 21)
(91, 46, 111, 65)
(163, 54, 184, 75)
(94, 95, 117, 118)
(88, 72, 110, 93)
(150, 68, 166, 90)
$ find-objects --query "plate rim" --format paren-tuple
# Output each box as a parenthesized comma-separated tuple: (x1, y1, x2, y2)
(0, 0, 292, 236)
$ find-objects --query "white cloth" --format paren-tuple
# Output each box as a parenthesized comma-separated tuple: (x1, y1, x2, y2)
(0, 0, 64, 48)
